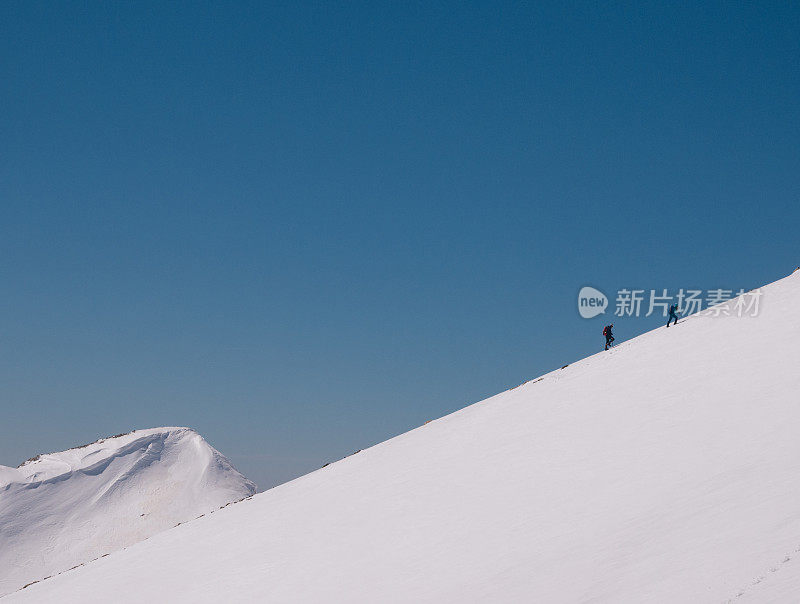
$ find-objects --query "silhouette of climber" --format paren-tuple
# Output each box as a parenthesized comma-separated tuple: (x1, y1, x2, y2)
(603, 324, 615, 350)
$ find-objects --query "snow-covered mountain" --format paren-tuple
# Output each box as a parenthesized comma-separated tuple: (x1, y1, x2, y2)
(0, 427, 255, 596)
(5, 270, 800, 603)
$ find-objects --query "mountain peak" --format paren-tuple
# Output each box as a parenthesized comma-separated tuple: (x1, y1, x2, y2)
(0, 427, 255, 596)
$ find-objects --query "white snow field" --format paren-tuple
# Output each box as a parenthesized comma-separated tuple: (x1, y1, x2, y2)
(5, 271, 800, 603)
(0, 427, 255, 596)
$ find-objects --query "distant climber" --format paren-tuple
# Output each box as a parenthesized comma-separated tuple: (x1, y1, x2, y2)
(666, 304, 679, 327)
(603, 324, 615, 350)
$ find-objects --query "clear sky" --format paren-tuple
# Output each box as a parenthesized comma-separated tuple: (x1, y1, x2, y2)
(1, 2, 798, 489)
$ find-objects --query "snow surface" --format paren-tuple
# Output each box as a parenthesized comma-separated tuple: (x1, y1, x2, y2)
(5, 272, 800, 603)
(0, 427, 255, 596)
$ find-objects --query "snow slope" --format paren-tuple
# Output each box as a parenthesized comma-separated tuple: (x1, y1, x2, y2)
(5, 271, 800, 603)
(0, 427, 255, 596)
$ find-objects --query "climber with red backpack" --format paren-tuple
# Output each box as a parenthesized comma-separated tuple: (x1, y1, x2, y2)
(603, 324, 615, 350)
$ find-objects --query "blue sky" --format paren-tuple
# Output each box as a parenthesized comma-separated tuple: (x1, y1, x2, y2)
(1, 2, 798, 489)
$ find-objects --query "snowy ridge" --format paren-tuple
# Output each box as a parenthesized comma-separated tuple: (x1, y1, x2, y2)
(0, 427, 255, 596)
(5, 271, 800, 603)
